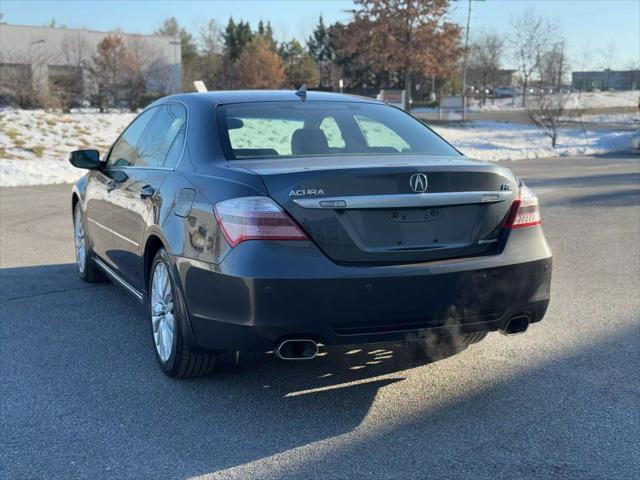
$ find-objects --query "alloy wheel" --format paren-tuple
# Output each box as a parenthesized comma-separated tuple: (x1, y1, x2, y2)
(150, 262, 175, 362)
(74, 209, 86, 274)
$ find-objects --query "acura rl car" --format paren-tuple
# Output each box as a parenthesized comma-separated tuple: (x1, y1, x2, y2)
(69, 90, 552, 378)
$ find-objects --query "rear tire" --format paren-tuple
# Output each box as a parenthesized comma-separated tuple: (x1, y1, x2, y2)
(148, 248, 218, 378)
(73, 204, 104, 283)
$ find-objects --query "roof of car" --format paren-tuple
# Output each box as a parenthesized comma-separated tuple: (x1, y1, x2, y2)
(160, 90, 383, 106)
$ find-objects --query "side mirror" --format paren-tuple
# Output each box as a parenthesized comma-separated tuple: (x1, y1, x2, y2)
(69, 149, 101, 170)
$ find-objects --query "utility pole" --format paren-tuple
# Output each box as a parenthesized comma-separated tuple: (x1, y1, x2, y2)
(460, 0, 485, 121)
(461, 0, 472, 121)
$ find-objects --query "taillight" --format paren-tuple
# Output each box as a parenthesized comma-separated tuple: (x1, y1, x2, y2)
(504, 185, 541, 229)
(214, 196, 308, 247)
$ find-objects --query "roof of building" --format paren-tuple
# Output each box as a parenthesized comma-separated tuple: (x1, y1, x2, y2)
(0, 23, 175, 42)
(572, 69, 640, 75)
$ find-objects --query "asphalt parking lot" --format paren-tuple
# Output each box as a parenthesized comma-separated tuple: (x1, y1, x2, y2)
(1, 154, 639, 479)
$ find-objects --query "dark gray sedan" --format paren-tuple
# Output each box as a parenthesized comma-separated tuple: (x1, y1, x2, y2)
(69, 90, 552, 378)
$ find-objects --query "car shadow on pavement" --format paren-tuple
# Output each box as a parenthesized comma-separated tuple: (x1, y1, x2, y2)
(3, 263, 637, 479)
(219, 320, 640, 480)
(1, 262, 475, 479)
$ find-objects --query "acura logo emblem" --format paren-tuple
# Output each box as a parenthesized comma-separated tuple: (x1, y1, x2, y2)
(409, 173, 428, 193)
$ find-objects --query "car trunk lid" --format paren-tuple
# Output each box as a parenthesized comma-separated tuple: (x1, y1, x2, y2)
(235, 155, 518, 264)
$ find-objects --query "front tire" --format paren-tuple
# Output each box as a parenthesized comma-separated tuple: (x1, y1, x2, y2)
(148, 248, 218, 378)
(73, 204, 103, 283)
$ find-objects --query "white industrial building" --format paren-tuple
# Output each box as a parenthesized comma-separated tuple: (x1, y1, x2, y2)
(0, 23, 182, 104)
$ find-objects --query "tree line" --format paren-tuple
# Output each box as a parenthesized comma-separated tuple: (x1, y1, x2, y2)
(159, 0, 463, 109)
(1, 0, 582, 115)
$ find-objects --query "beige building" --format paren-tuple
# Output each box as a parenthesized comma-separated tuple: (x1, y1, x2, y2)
(0, 23, 182, 104)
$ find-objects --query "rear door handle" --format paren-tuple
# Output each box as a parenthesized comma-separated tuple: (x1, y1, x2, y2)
(139, 185, 155, 199)
(106, 180, 117, 192)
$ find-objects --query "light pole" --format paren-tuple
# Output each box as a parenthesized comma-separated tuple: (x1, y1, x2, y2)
(169, 39, 180, 92)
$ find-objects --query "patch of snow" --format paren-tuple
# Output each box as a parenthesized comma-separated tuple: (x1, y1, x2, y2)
(468, 90, 640, 112)
(1, 109, 637, 187)
(572, 112, 640, 125)
(1, 158, 88, 187)
(1, 108, 135, 187)
(431, 121, 637, 162)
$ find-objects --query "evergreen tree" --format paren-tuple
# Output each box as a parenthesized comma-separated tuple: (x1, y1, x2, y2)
(257, 20, 277, 51)
(279, 40, 320, 88)
(155, 17, 197, 66)
(224, 18, 254, 60)
(307, 16, 337, 88)
(307, 16, 334, 64)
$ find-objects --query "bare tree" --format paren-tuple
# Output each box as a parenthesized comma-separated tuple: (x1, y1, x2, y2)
(469, 31, 504, 104)
(123, 36, 173, 110)
(538, 39, 568, 90)
(51, 33, 92, 110)
(0, 44, 54, 108)
(196, 19, 224, 90)
(88, 35, 129, 111)
(598, 40, 618, 90)
(527, 93, 570, 148)
(527, 39, 572, 147)
(0, 52, 36, 107)
(509, 9, 556, 107)
(199, 19, 223, 55)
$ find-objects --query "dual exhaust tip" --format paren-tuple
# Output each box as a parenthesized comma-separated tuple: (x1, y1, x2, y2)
(276, 316, 529, 359)
(500, 315, 530, 336)
(275, 339, 319, 360)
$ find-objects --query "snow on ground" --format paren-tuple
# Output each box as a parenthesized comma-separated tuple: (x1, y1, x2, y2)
(431, 121, 638, 161)
(1, 109, 135, 187)
(467, 90, 640, 112)
(572, 112, 640, 125)
(1, 108, 637, 187)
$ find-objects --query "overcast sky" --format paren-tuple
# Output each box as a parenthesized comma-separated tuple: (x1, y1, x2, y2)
(1, 0, 638, 71)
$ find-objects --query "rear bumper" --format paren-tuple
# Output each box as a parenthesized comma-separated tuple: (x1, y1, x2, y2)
(174, 227, 552, 352)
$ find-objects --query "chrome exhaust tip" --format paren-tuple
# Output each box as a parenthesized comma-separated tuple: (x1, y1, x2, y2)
(275, 339, 319, 360)
(500, 315, 530, 336)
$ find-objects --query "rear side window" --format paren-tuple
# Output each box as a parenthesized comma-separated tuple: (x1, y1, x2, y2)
(136, 104, 187, 168)
(107, 108, 156, 167)
(218, 101, 458, 160)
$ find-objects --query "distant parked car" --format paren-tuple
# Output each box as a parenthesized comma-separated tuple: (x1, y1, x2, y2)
(69, 90, 552, 378)
(494, 87, 517, 98)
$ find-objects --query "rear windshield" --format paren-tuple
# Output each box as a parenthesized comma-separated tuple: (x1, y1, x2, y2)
(217, 101, 459, 160)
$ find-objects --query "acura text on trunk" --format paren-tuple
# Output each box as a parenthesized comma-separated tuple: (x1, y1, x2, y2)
(69, 91, 552, 378)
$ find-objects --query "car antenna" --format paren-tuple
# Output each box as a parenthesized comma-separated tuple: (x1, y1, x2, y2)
(295, 84, 307, 100)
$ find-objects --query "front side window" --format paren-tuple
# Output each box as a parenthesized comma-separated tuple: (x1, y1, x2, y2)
(218, 102, 458, 160)
(107, 104, 187, 168)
